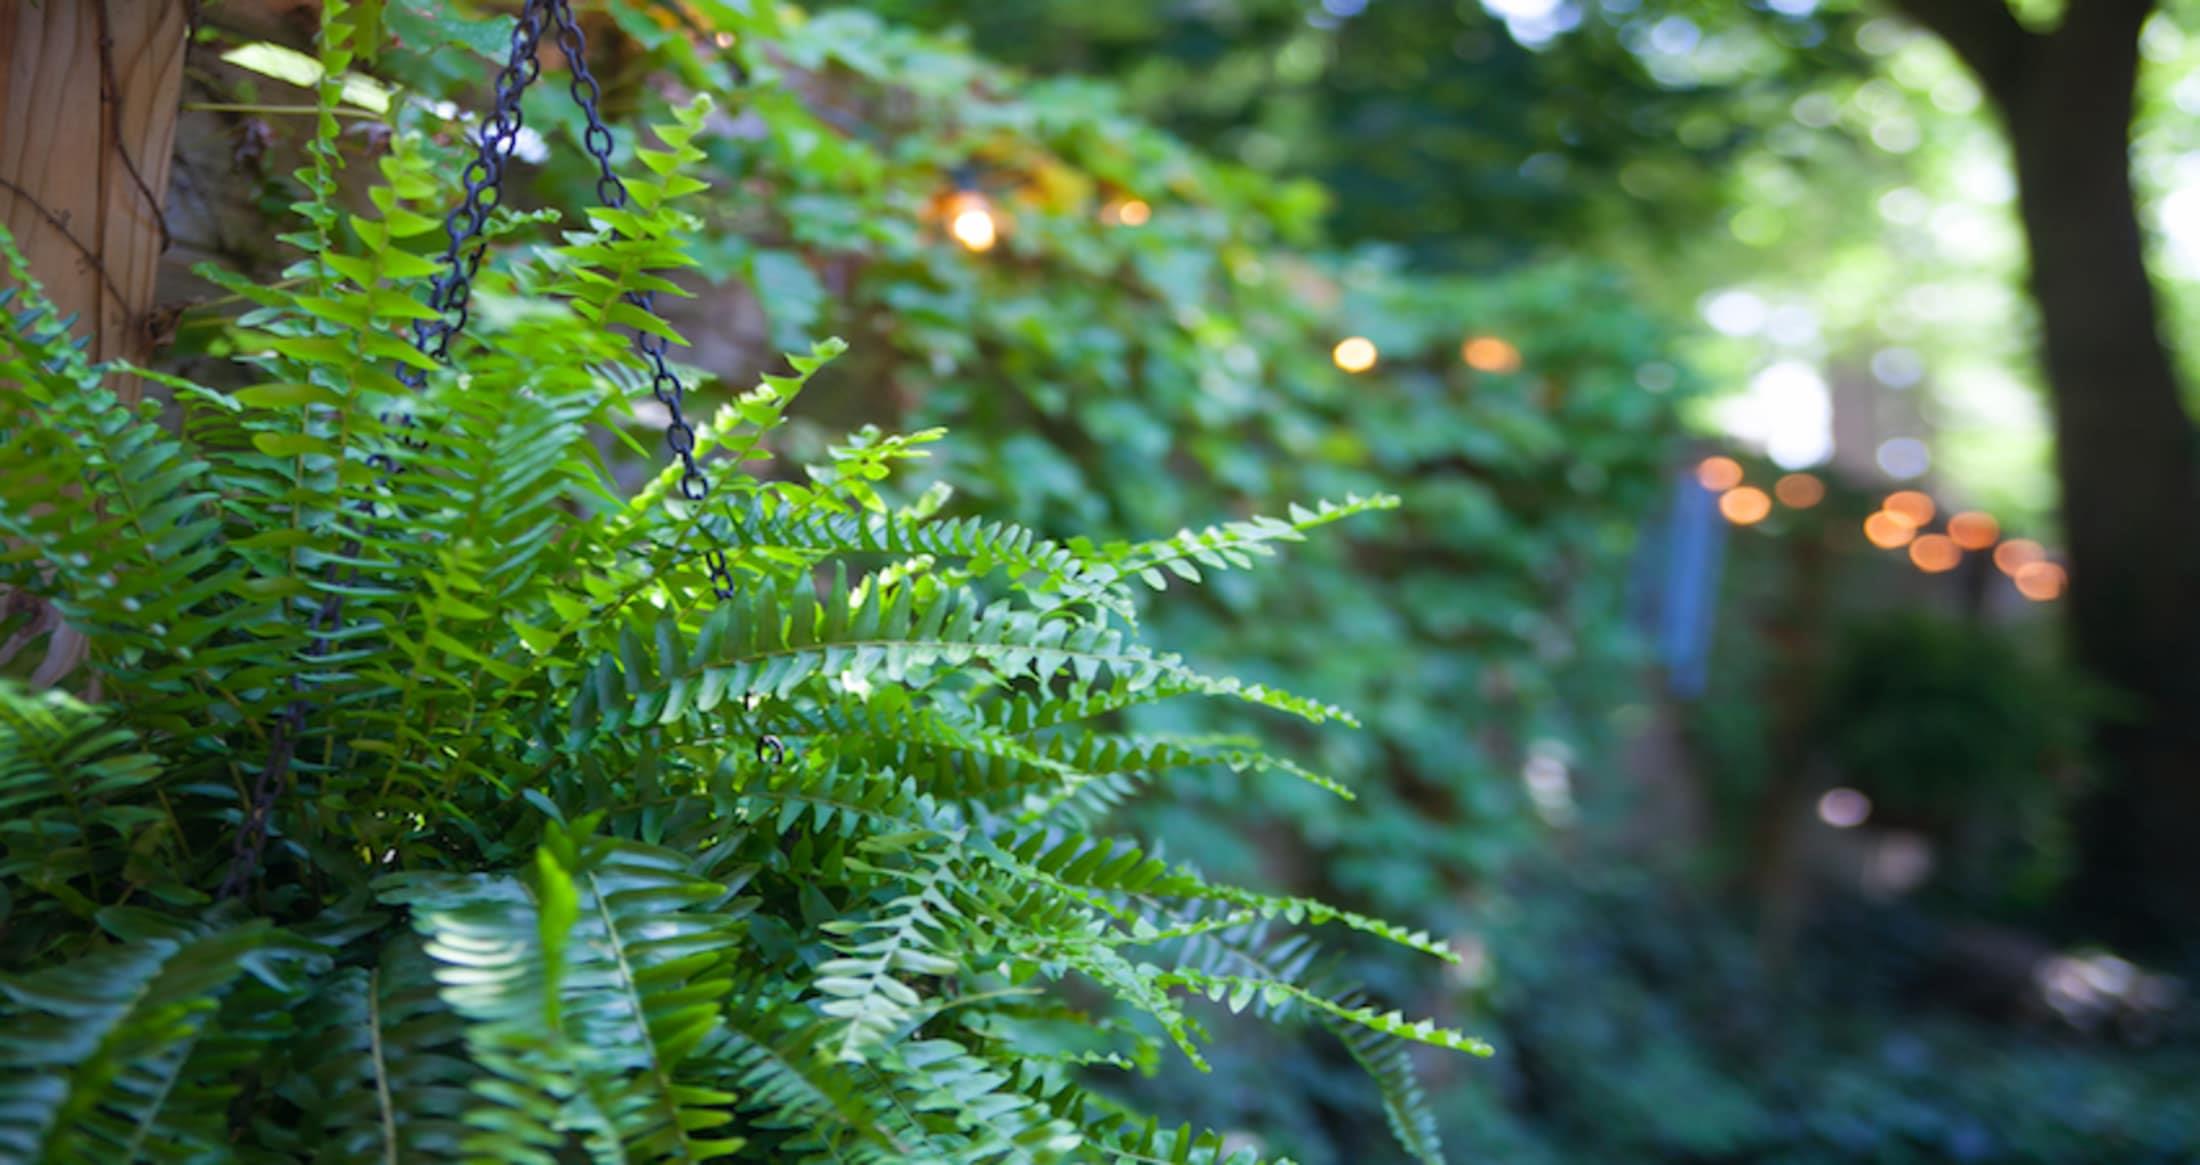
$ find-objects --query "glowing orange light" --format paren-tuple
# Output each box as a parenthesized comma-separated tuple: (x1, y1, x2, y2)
(946, 192, 999, 252)
(1697, 456, 1744, 492)
(1332, 337, 1379, 374)
(1462, 336, 1523, 374)
(1993, 538, 2045, 576)
(1946, 510, 2000, 550)
(1882, 490, 1936, 529)
(1909, 533, 1961, 573)
(1774, 473, 1825, 509)
(1720, 486, 1773, 526)
(1115, 198, 1151, 226)
(1864, 511, 1916, 549)
(2014, 560, 2067, 602)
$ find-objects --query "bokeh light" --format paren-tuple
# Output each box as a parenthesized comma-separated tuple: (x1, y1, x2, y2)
(1115, 198, 1151, 226)
(2015, 560, 2067, 602)
(1696, 456, 1744, 492)
(1947, 510, 2000, 550)
(947, 192, 999, 251)
(1774, 473, 1824, 509)
(1817, 787, 1872, 829)
(1720, 486, 1772, 526)
(1908, 533, 1961, 573)
(1864, 511, 1916, 549)
(1877, 436, 1932, 478)
(1882, 490, 1936, 529)
(1462, 336, 1524, 373)
(1332, 336, 1379, 373)
(1994, 538, 2045, 576)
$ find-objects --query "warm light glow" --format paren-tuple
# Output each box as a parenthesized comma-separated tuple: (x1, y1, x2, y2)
(2014, 560, 2067, 602)
(1947, 510, 2000, 550)
(1116, 198, 1151, 226)
(1863, 511, 1917, 549)
(1332, 337, 1379, 373)
(1882, 490, 1936, 529)
(1774, 473, 1825, 509)
(1696, 456, 1744, 492)
(1720, 486, 1773, 526)
(946, 193, 998, 252)
(1908, 533, 1961, 573)
(1994, 538, 2045, 576)
(1817, 787, 1872, 829)
(1461, 336, 1523, 373)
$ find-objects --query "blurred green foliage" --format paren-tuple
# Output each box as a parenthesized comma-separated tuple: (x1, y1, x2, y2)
(847, 0, 1879, 265)
(1457, 872, 2200, 1164)
(1820, 611, 2097, 820)
(692, 10, 1692, 921)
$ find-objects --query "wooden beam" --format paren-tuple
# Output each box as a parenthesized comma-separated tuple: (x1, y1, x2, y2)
(1, 0, 190, 392)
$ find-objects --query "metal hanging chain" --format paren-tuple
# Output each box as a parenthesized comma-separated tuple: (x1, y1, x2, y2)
(403, 0, 552, 381)
(220, 0, 741, 899)
(548, 0, 735, 600)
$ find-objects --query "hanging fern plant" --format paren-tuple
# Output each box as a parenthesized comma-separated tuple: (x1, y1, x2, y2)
(0, 3, 1481, 1161)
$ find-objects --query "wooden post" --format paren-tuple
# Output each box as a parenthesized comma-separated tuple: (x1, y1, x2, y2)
(1, 0, 188, 688)
(1, 0, 189, 386)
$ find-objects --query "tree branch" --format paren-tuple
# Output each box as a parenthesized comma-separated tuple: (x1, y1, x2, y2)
(1885, 0, 2033, 102)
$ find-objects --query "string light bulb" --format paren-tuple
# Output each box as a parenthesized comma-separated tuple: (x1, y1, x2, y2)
(2014, 560, 2066, 601)
(1947, 510, 1999, 550)
(1908, 533, 1961, 573)
(1720, 486, 1772, 526)
(1993, 538, 2044, 576)
(1332, 337, 1379, 374)
(1696, 456, 1743, 492)
(1461, 336, 1523, 373)
(1863, 511, 1916, 549)
(1774, 473, 1825, 509)
(1882, 490, 1936, 529)
(945, 191, 999, 252)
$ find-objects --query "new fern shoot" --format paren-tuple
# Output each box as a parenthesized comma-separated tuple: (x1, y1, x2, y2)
(0, 4, 1483, 1162)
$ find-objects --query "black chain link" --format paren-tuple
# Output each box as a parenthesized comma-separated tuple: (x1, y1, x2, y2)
(404, 0, 550, 379)
(550, 0, 734, 600)
(220, 0, 746, 900)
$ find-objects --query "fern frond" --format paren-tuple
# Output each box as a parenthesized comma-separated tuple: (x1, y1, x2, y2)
(384, 829, 756, 1163)
(1333, 1009, 1446, 1165)
(812, 853, 963, 1062)
(290, 941, 474, 1163)
(704, 501, 1133, 615)
(0, 682, 173, 921)
(568, 570, 1355, 752)
(0, 918, 307, 1162)
(1078, 494, 1399, 594)
(1157, 970, 1488, 1056)
(876, 1038, 1083, 1163)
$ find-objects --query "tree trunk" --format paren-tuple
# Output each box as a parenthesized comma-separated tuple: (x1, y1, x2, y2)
(1894, 0, 2200, 949)
(2001, 20, 2200, 952)
(1, 0, 189, 686)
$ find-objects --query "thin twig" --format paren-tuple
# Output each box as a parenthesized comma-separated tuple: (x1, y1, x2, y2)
(0, 176, 130, 308)
(94, 0, 174, 251)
